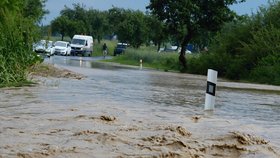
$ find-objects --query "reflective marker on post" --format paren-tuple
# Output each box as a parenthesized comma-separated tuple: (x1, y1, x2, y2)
(205, 69, 218, 110)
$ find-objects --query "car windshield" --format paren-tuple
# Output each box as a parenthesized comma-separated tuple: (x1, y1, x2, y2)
(47, 42, 53, 47)
(55, 42, 67, 47)
(37, 43, 45, 47)
(39, 40, 46, 44)
(71, 39, 85, 45)
(36, 40, 45, 46)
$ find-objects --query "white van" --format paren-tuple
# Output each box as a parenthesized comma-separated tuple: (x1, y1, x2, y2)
(70, 35, 93, 56)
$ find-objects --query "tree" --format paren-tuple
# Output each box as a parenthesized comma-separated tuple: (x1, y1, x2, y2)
(108, 7, 127, 35)
(0, 0, 21, 14)
(61, 4, 87, 22)
(147, 0, 246, 69)
(22, 0, 49, 22)
(115, 10, 148, 48)
(51, 16, 70, 40)
(87, 9, 109, 43)
(146, 15, 168, 51)
(58, 4, 109, 41)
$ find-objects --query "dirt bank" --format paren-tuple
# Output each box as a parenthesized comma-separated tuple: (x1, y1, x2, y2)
(28, 63, 84, 80)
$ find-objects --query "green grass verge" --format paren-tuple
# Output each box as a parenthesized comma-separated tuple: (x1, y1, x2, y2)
(92, 40, 118, 57)
(105, 47, 183, 72)
(0, 81, 35, 88)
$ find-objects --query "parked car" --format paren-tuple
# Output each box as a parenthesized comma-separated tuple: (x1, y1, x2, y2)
(158, 45, 178, 53)
(53, 41, 71, 56)
(159, 45, 192, 54)
(114, 43, 127, 56)
(70, 35, 93, 56)
(34, 40, 46, 53)
(178, 47, 192, 54)
(45, 41, 54, 56)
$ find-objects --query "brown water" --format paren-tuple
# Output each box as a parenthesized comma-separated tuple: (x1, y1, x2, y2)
(0, 56, 279, 157)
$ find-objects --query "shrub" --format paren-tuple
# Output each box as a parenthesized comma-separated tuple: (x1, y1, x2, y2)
(0, 9, 41, 87)
(249, 53, 280, 85)
(186, 1, 280, 85)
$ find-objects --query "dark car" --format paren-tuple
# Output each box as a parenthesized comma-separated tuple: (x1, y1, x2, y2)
(113, 43, 127, 56)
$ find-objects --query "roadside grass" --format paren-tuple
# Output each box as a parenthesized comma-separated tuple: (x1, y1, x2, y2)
(92, 40, 118, 57)
(0, 81, 35, 88)
(106, 47, 183, 72)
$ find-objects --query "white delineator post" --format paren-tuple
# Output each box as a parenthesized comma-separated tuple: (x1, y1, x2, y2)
(205, 69, 218, 110)
(140, 59, 143, 70)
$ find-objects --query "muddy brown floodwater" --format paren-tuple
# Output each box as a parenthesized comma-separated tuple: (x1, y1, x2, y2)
(1, 56, 280, 158)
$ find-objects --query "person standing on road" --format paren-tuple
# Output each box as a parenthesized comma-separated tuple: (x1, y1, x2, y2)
(102, 43, 108, 58)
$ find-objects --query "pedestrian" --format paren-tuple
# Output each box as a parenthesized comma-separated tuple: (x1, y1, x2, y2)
(102, 43, 108, 58)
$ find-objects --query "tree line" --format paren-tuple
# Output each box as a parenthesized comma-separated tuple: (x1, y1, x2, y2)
(49, 4, 162, 49)
(49, 1, 245, 69)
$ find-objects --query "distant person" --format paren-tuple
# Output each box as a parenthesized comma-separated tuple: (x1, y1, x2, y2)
(102, 43, 108, 58)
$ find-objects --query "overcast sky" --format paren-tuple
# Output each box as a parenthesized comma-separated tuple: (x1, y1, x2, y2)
(42, 0, 270, 25)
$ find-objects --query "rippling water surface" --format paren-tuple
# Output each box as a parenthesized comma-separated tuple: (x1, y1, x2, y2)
(1, 56, 280, 148)
(43, 56, 280, 142)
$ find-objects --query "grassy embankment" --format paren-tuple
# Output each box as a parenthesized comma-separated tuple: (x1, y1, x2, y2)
(99, 42, 185, 72)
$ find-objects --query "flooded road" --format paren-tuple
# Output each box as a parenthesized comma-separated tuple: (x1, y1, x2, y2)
(1, 56, 280, 157)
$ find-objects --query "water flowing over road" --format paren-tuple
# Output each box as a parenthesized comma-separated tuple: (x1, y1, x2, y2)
(1, 56, 279, 157)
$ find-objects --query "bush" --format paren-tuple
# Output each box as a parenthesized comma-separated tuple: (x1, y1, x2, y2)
(186, 1, 280, 85)
(249, 53, 280, 85)
(0, 9, 41, 87)
(250, 65, 280, 85)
